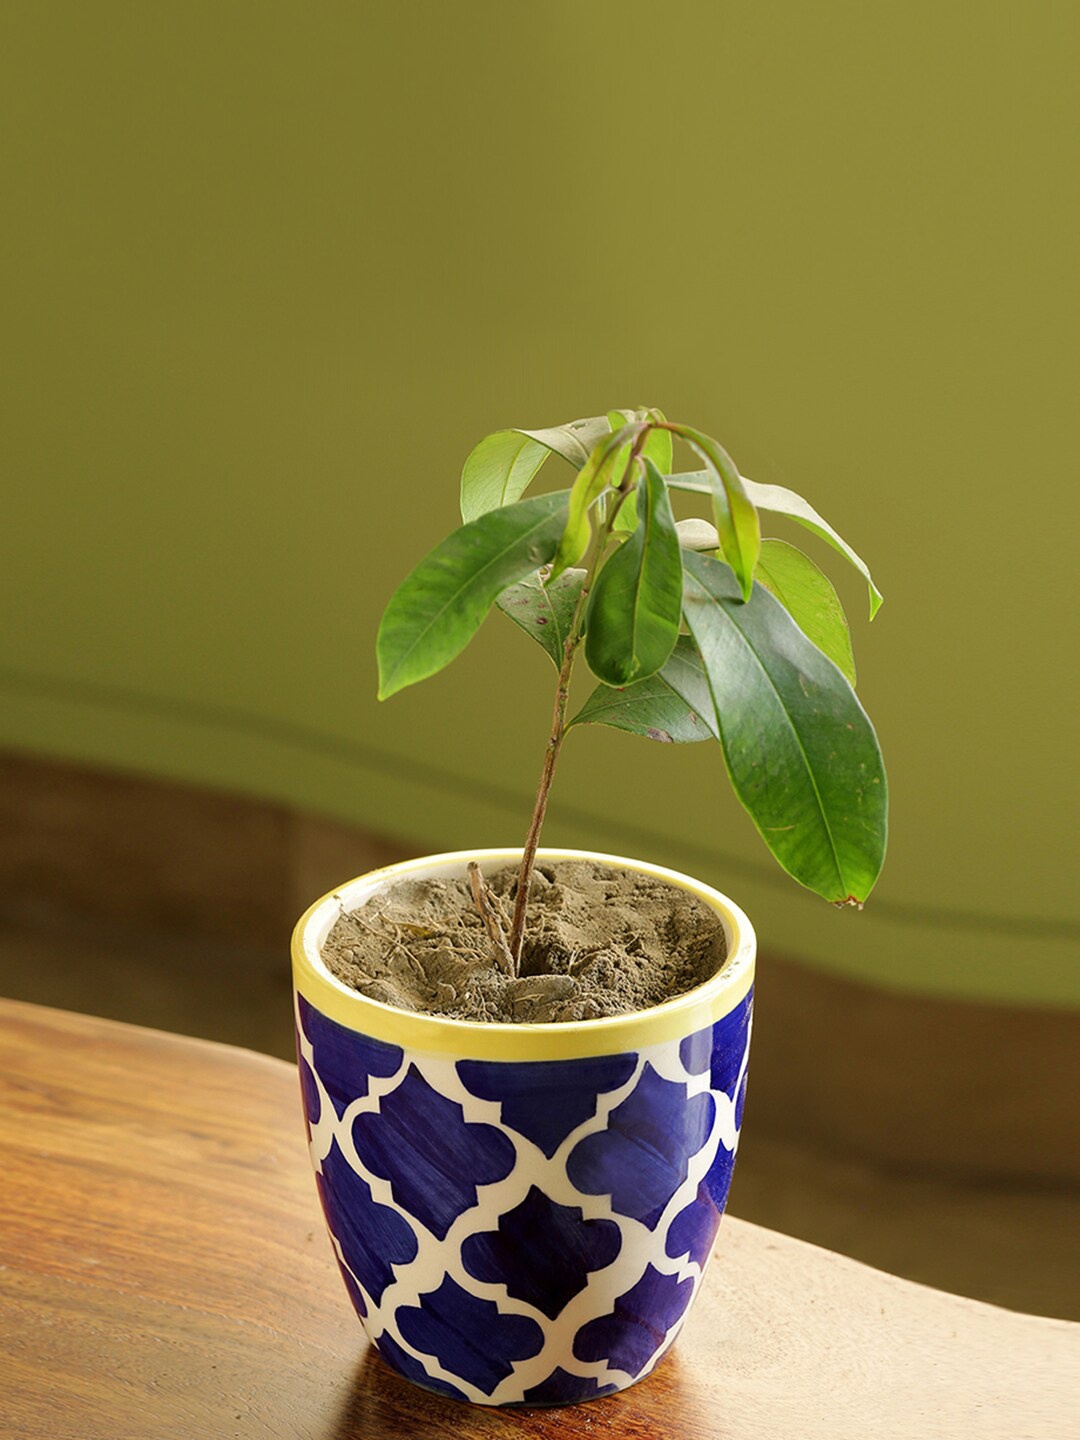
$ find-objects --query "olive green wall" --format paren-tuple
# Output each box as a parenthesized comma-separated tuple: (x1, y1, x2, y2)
(3, 4, 1077, 1005)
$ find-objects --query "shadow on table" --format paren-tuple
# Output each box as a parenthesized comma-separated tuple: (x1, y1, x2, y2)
(322, 1346, 698, 1438)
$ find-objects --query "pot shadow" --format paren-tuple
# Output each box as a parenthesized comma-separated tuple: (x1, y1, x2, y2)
(321, 1343, 693, 1439)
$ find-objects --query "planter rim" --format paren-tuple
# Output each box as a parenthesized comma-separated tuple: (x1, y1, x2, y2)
(292, 847, 755, 1060)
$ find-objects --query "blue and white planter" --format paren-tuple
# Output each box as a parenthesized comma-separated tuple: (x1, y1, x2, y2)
(292, 849, 755, 1408)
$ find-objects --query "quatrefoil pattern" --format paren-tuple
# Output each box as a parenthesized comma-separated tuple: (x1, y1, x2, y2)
(296, 986, 752, 1406)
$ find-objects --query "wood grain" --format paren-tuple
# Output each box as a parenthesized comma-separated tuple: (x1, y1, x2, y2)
(0, 998, 1073, 1439)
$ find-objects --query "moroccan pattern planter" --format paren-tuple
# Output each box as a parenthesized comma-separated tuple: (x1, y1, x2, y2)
(291, 849, 755, 1407)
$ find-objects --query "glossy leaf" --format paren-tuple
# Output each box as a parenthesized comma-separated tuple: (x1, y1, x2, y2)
(643, 421, 673, 477)
(603, 411, 636, 535)
(496, 566, 585, 667)
(459, 431, 550, 523)
(570, 636, 717, 743)
(519, 415, 614, 466)
(681, 551, 887, 903)
(585, 458, 683, 685)
(605, 407, 673, 471)
(611, 486, 638, 534)
(611, 419, 673, 534)
(667, 470, 882, 617)
(550, 424, 639, 580)
(665, 424, 760, 600)
(606, 410, 672, 471)
(755, 539, 857, 687)
(745, 477, 883, 619)
(378, 491, 569, 698)
(460, 416, 613, 522)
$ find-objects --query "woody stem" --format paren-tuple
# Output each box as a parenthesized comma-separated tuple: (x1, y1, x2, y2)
(506, 429, 650, 970)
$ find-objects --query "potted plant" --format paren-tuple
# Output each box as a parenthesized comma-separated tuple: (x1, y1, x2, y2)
(291, 408, 886, 1407)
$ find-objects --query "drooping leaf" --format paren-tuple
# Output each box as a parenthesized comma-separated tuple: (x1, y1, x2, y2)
(550, 423, 640, 580)
(667, 470, 882, 617)
(459, 431, 551, 523)
(570, 636, 717, 742)
(643, 420, 673, 477)
(605, 410, 672, 481)
(665, 424, 760, 600)
(584, 457, 683, 685)
(610, 418, 673, 534)
(603, 410, 636, 535)
(460, 416, 613, 522)
(378, 491, 569, 698)
(755, 538, 857, 687)
(681, 550, 887, 903)
(745, 477, 883, 619)
(518, 415, 614, 466)
(496, 566, 585, 667)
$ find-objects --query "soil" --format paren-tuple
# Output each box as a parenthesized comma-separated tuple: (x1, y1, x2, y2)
(320, 859, 728, 1024)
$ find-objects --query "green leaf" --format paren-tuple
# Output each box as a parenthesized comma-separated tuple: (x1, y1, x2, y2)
(550, 424, 639, 580)
(585, 457, 683, 685)
(570, 636, 717, 742)
(666, 470, 882, 617)
(642, 419, 673, 477)
(604, 411, 636, 535)
(609, 419, 672, 534)
(682, 550, 887, 903)
(745, 477, 883, 619)
(755, 538, 857, 687)
(378, 491, 569, 698)
(460, 415, 613, 522)
(519, 415, 613, 466)
(495, 566, 585, 667)
(604, 411, 672, 478)
(612, 487, 638, 534)
(665, 424, 760, 600)
(460, 432, 551, 523)
(657, 634, 721, 735)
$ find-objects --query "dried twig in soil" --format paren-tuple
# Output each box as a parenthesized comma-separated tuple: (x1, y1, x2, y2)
(467, 862, 517, 977)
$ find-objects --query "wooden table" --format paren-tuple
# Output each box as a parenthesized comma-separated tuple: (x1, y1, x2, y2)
(0, 998, 1073, 1439)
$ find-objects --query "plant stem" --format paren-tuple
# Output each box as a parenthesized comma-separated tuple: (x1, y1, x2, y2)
(506, 430, 649, 969)
(506, 609, 581, 968)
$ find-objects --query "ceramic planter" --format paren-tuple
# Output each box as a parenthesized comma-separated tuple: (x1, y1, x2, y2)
(291, 848, 755, 1407)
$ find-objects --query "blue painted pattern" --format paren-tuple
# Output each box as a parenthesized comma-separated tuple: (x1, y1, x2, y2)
(332, 1255, 368, 1318)
(566, 1065, 715, 1228)
(297, 993, 402, 1119)
(457, 1053, 637, 1157)
(375, 1330, 467, 1400)
(315, 1146, 418, 1304)
(520, 1367, 618, 1406)
(666, 1181, 723, 1267)
(395, 1276, 545, 1394)
(573, 1263, 695, 1377)
(352, 1065, 516, 1240)
(297, 983, 753, 1406)
(462, 1184, 621, 1319)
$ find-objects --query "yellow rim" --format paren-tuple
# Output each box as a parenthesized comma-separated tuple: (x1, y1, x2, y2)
(291, 848, 756, 1060)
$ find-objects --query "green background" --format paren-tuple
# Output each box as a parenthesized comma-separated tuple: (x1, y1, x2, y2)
(2, 3, 1077, 1005)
